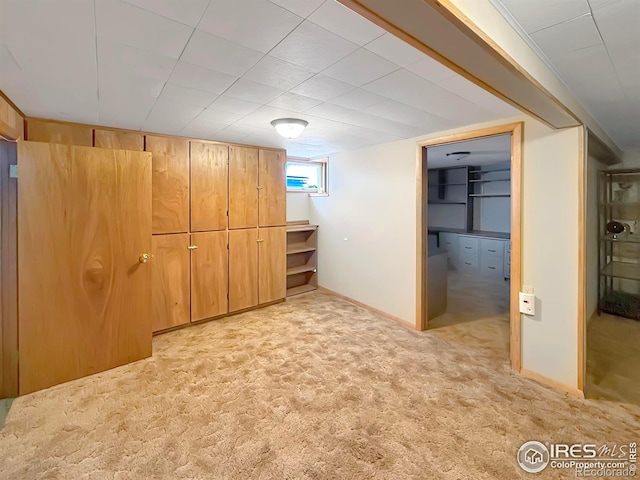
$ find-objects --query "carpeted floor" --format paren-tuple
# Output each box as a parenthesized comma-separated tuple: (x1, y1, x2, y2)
(0, 290, 638, 479)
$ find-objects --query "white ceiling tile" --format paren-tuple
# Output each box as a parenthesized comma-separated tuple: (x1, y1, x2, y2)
(234, 105, 302, 129)
(224, 78, 284, 104)
(181, 117, 232, 140)
(243, 55, 314, 90)
(169, 61, 238, 94)
(498, 0, 590, 33)
(143, 97, 204, 133)
(198, 108, 245, 125)
(592, 0, 640, 50)
(304, 102, 357, 120)
(346, 111, 427, 137)
(182, 29, 263, 76)
(364, 99, 451, 131)
(121, 0, 210, 27)
(209, 95, 262, 115)
(405, 56, 457, 83)
(329, 88, 386, 110)
(269, 20, 359, 71)
(290, 74, 354, 101)
(199, 0, 302, 53)
(267, 0, 325, 18)
(307, 0, 384, 45)
(364, 33, 425, 67)
(159, 83, 218, 109)
(530, 13, 602, 55)
(95, 0, 193, 59)
(587, 0, 623, 10)
(268, 92, 323, 111)
(322, 49, 399, 87)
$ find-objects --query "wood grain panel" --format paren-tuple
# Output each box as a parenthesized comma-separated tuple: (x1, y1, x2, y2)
(0, 141, 18, 398)
(259, 226, 286, 304)
(229, 228, 258, 312)
(258, 149, 286, 227)
(95, 129, 144, 151)
(146, 135, 189, 234)
(0, 95, 24, 140)
(191, 231, 228, 321)
(27, 119, 92, 146)
(17, 142, 153, 395)
(190, 142, 228, 232)
(229, 146, 258, 229)
(152, 234, 190, 332)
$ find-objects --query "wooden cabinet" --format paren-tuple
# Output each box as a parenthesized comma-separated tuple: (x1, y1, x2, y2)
(259, 226, 287, 303)
(190, 142, 228, 232)
(151, 234, 190, 332)
(17, 142, 152, 395)
(191, 231, 228, 321)
(229, 146, 259, 229)
(27, 119, 93, 146)
(259, 149, 286, 227)
(229, 228, 259, 312)
(146, 135, 189, 234)
(286, 223, 318, 296)
(95, 129, 144, 151)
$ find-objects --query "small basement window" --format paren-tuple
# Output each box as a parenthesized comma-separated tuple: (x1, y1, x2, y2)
(286, 158, 328, 194)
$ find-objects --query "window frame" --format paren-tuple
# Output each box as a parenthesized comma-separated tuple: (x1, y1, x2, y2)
(286, 157, 329, 195)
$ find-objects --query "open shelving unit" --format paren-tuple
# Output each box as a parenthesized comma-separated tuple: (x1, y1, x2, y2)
(598, 168, 640, 319)
(286, 221, 318, 297)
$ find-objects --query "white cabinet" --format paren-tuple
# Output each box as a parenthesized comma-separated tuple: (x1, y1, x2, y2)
(439, 232, 459, 268)
(437, 232, 509, 280)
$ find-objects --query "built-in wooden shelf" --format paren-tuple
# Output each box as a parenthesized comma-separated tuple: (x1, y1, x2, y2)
(286, 221, 318, 297)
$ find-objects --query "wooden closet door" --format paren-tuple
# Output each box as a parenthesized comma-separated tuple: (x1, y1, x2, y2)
(258, 226, 286, 304)
(151, 234, 190, 332)
(229, 229, 258, 312)
(191, 231, 228, 321)
(229, 146, 258, 229)
(94, 129, 144, 151)
(17, 142, 152, 395)
(190, 142, 228, 232)
(146, 135, 189, 234)
(258, 149, 286, 227)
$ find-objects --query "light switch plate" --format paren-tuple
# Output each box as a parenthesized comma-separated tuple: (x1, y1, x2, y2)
(519, 292, 535, 315)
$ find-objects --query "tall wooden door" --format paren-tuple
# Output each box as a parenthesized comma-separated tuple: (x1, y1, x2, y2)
(17, 142, 153, 395)
(258, 226, 287, 304)
(228, 229, 258, 312)
(229, 146, 258, 229)
(258, 149, 286, 227)
(151, 234, 190, 332)
(190, 142, 228, 232)
(146, 135, 189, 234)
(191, 231, 228, 321)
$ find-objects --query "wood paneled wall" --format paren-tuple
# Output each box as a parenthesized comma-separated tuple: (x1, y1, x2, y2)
(0, 141, 18, 398)
(0, 94, 23, 141)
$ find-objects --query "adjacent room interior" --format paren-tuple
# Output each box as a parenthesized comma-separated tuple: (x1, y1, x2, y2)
(425, 134, 512, 361)
(0, 0, 638, 478)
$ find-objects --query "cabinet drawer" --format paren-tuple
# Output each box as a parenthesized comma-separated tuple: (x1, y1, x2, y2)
(439, 232, 458, 250)
(480, 239, 504, 258)
(481, 256, 504, 280)
(459, 257, 479, 274)
(459, 235, 479, 251)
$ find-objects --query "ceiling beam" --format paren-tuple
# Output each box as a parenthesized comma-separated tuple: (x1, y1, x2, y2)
(338, 0, 623, 162)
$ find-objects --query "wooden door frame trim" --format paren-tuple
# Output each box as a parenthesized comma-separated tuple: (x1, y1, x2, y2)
(577, 126, 586, 392)
(415, 122, 523, 372)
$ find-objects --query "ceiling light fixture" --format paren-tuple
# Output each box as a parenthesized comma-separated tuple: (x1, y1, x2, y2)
(446, 151, 471, 161)
(271, 118, 308, 139)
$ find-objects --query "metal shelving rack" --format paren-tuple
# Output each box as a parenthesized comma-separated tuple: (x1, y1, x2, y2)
(598, 168, 640, 319)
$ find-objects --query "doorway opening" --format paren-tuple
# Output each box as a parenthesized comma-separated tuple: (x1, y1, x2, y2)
(416, 123, 523, 371)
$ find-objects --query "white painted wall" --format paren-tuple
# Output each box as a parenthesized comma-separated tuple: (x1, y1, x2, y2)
(309, 114, 583, 389)
(286, 193, 310, 222)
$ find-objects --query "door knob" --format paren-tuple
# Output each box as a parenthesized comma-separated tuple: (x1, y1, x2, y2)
(139, 253, 151, 263)
(187, 245, 199, 250)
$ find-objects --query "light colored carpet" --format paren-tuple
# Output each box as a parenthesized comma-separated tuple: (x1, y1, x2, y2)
(586, 312, 640, 405)
(0, 290, 638, 479)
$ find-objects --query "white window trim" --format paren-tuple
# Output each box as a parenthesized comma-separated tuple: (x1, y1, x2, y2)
(286, 156, 329, 196)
